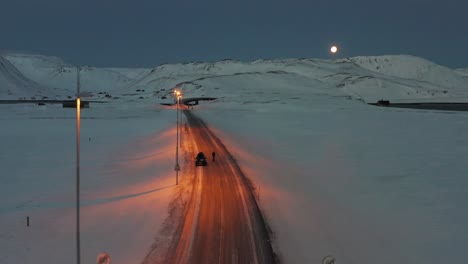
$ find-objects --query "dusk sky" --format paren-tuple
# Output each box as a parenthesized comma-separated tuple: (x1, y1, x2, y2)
(1, 0, 467, 68)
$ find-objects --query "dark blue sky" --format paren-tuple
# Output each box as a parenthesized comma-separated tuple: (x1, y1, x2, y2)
(1, 0, 467, 68)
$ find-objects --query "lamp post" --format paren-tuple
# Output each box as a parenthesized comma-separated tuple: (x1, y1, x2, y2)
(178, 95, 183, 148)
(174, 90, 181, 185)
(75, 67, 81, 264)
(77, 66, 81, 96)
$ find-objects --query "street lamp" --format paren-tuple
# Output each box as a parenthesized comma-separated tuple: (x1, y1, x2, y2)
(75, 66, 81, 264)
(177, 94, 183, 148)
(76, 66, 81, 96)
(174, 90, 182, 185)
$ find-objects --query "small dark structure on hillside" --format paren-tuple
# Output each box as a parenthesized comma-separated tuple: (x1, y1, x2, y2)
(376, 100, 390, 106)
(159, 97, 217, 107)
(182, 97, 217, 106)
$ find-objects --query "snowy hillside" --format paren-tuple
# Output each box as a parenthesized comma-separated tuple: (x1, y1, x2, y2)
(0, 55, 51, 99)
(121, 56, 468, 103)
(455, 68, 468, 78)
(3, 53, 468, 103)
(4, 54, 151, 97)
(348, 55, 466, 89)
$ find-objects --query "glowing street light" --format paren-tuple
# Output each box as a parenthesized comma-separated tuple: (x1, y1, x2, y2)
(76, 67, 81, 264)
(76, 97, 81, 264)
(174, 89, 182, 185)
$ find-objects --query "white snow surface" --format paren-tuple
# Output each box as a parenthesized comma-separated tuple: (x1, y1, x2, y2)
(0, 56, 48, 99)
(4, 54, 151, 96)
(455, 68, 468, 77)
(194, 95, 468, 264)
(1, 53, 468, 263)
(0, 102, 182, 263)
(4, 53, 468, 102)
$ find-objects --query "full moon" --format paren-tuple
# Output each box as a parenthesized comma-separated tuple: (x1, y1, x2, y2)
(330, 46, 338, 53)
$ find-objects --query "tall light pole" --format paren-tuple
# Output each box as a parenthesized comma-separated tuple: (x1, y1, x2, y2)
(77, 66, 81, 96)
(174, 90, 181, 185)
(179, 95, 183, 148)
(75, 67, 81, 264)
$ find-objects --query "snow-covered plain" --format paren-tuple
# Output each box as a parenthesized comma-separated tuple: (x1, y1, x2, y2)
(1, 53, 468, 263)
(196, 98, 468, 263)
(0, 102, 187, 263)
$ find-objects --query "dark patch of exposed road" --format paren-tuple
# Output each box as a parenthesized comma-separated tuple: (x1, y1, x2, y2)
(166, 110, 278, 264)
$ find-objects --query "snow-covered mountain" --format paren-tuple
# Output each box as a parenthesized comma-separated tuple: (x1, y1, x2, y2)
(0, 55, 49, 99)
(455, 68, 468, 78)
(4, 54, 151, 97)
(348, 55, 466, 88)
(2, 53, 468, 102)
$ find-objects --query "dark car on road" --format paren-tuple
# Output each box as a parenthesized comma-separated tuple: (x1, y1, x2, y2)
(195, 152, 208, 166)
